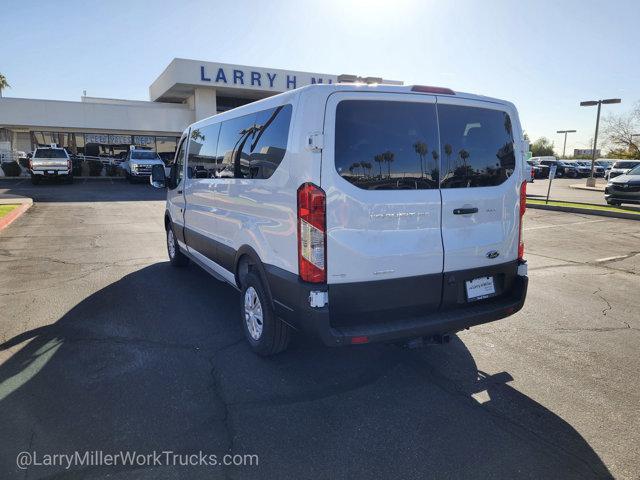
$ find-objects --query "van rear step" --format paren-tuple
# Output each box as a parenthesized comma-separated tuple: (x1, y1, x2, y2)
(401, 334, 451, 349)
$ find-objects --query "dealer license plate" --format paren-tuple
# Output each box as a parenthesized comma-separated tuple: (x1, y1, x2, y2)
(465, 276, 495, 301)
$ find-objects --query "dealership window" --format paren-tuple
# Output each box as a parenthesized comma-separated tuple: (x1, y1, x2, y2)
(187, 123, 220, 178)
(74, 133, 85, 155)
(156, 136, 178, 166)
(438, 105, 515, 188)
(335, 100, 440, 190)
(216, 113, 256, 178)
(248, 105, 292, 179)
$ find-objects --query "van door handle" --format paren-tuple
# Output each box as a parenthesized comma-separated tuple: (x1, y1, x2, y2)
(453, 207, 478, 215)
(177, 190, 183, 194)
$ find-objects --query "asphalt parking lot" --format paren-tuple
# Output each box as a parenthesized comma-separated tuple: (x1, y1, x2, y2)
(0, 180, 639, 479)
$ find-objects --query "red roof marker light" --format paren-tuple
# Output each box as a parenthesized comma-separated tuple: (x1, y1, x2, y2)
(411, 85, 455, 95)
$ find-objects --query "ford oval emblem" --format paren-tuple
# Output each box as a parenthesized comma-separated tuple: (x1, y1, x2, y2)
(486, 250, 500, 259)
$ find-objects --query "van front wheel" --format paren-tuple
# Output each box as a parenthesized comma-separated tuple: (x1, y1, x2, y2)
(167, 226, 189, 267)
(241, 272, 290, 356)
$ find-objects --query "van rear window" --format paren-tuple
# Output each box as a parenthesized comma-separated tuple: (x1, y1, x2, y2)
(438, 105, 515, 188)
(335, 100, 440, 190)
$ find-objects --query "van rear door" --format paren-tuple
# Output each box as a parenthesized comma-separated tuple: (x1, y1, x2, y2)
(436, 96, 523, 308)
(321, 92, 444, 325)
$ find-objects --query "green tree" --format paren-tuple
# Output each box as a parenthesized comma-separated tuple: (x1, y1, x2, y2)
(383, 150, 395, 178)
(413, 141, 428, 177)
(531, 137, 556, 157)
(0, 74, 9, 97)
(374, 153, 384, 177)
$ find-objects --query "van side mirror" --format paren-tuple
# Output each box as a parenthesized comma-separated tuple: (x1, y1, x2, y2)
(150, 164, 166, 188)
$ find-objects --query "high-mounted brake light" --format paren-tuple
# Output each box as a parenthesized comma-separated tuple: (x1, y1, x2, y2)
(297, 183, 326, 283)
(411, 85, 456, 95)
(518, 181, 527, 260)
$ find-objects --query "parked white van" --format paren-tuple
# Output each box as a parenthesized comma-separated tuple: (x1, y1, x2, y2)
(151, 84, 529, 355)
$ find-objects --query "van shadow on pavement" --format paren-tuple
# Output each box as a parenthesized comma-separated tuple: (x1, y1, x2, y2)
(0, 263, 612, 479)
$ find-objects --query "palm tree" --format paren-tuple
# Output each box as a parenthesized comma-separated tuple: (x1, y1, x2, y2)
(413, 142, 428, 177)
(374, 154, 384, 177)
(383, 150, 395, 178)
(0, 74, 10, 98)
(362, 161, 372, 177)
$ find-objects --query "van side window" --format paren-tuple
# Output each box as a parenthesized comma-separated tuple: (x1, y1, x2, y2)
(438, 105, 515, 188)
(187, 123, 221, 179)
(335, 100, 439, 190)
(216, 113, 257, 178)
(248, 105, 292, 179)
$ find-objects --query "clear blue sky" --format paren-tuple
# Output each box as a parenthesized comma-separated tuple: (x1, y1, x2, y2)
(1, 0, 638, 153)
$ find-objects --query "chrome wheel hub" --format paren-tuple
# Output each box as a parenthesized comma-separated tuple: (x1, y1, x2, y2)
(244, 287, 263, 341)
(167, 229, 176, 258)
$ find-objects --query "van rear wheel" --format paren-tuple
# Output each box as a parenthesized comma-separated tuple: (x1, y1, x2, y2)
(167, 225, 189, 267)
(241, 272, 290, 356)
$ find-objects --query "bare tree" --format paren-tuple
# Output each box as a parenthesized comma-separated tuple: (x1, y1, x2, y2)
(602, 102, 640, 157)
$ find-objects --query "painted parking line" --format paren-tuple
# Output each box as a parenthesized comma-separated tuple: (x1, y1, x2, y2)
(524, 218, 608, 231)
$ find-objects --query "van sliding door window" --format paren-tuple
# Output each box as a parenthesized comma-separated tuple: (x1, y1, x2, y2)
(335, 100, 439, 190)
(438, 105, 515, 188)
(187, 123, 220, 179)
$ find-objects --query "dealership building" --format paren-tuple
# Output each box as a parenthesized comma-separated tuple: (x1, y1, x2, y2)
(0, 58, 401, 170)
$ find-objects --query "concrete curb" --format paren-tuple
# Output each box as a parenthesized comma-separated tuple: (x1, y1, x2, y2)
(0, 197, 33, 232)
(528, 202, 640, 221)
(568, 183, 605, 192)
(0, 176, 126, 181)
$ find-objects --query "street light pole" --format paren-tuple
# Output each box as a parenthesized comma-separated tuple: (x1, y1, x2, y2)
(556, 129, 577, 159)
(580, 98, 621, 187)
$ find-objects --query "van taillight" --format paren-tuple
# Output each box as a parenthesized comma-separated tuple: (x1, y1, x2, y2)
(297, 183, 326, 283)
(518, 181, 526, 260)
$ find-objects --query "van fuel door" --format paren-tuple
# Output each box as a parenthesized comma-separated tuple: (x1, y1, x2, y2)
(306, 132, 324, 152)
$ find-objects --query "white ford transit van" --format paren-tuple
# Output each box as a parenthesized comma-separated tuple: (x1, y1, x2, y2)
(151, 84, 529, 356)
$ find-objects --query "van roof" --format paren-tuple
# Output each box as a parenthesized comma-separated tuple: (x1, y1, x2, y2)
(189, 83, 516, 131)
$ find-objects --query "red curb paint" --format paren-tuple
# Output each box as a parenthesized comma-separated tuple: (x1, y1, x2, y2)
(0, 203, 32, 232)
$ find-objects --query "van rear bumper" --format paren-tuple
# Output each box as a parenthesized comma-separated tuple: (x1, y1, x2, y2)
(265, 262, 528, 347)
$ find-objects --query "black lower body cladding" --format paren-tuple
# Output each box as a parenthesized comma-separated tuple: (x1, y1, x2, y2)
(266, 261, 527, 347)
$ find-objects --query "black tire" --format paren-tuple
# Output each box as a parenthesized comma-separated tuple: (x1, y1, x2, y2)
(240, 271, 290, 356)
(606, 200, 621, 206)
(31, 175, 40, 185)
(167, 224, 189, 267)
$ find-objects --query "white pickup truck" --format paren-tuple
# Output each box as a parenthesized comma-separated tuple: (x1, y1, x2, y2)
(29, 147, 73, 184)
(120, 148, 165, 183)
